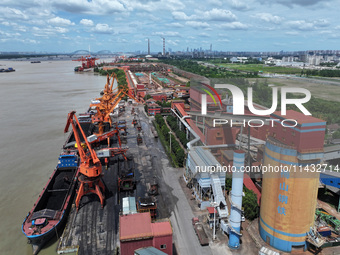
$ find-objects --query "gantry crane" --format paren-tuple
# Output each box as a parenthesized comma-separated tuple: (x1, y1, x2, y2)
(90, 74, 144, 135)
(65, 111, 105, 211)
(72, 55, 99, 70)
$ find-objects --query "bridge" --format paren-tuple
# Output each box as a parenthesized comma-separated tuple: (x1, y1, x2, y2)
(70, 50, 114, 55)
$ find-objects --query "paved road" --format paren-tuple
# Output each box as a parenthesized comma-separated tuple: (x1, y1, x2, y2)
(132, 104, 212, 255)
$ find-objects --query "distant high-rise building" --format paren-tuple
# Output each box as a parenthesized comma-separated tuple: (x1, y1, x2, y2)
(162, 38, 165, 56)
(148, 38, 150, 55)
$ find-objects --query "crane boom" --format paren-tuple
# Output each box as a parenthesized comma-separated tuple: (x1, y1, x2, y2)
(65, 111, 100, 165)
(64, 111, 105, 210)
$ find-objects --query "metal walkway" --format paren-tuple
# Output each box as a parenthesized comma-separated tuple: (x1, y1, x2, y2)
(210, 173, 228, 218)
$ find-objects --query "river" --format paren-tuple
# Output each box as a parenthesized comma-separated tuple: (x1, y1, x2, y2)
(0, 59, 109, 255)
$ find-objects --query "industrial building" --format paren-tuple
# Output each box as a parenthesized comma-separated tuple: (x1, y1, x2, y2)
(185, 146, 228, 217)
(119, 212, 173, 255)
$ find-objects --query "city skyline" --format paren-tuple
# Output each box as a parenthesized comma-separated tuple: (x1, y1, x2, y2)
(1, 0, 340, 53)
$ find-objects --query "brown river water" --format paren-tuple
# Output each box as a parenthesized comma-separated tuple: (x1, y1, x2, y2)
(0, 60, 109, 255)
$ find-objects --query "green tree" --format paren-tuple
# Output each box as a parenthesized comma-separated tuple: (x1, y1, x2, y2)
(333, 129, 340, 139)
(225, 173, 232, 192)
(242, 187, 258, 221)
(144, 94, 152, 100)
(161, 125, 170, 137)
(176, 148, 185, 167)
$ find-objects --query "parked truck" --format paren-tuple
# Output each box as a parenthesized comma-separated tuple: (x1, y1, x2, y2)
(192, 217, 209, 246)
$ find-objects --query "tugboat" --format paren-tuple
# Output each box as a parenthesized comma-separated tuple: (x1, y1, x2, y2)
(22, 153, 79, 255)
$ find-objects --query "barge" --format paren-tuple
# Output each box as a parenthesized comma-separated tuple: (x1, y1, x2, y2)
(22, 153, 79, 255)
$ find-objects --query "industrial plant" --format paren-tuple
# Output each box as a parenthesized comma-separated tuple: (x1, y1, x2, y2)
(20, 57, 340, 255)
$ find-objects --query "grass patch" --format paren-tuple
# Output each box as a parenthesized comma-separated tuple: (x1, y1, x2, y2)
(219, 63, 302, 74)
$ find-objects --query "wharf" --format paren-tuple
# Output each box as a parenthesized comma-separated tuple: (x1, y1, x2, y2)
(57, 104, 170, 254)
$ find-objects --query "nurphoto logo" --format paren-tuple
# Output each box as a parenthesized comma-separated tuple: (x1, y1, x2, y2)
(200, 83, 312, 128)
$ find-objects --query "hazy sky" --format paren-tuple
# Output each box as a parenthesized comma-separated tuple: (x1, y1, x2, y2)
(1, 0, 340, 53)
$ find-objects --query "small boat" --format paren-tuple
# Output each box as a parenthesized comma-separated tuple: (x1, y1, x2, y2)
(1, 67, 15, 72)
(22, 153, 79, 255)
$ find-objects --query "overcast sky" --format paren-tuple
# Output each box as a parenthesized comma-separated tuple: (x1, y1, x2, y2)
(1, 0, 340, 53)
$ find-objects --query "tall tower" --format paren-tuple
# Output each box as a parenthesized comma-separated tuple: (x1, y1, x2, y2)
(228, 151, 245, 249)
(148, 38, 150, 55)
(260, 110, 326, 252)
(162, 37, 165, 56)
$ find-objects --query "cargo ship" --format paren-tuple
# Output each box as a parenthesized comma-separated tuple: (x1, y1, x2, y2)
(21, 153, 79, 255)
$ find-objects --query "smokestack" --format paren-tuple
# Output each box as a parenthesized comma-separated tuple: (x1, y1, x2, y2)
(163, 38, 165, 56)
(148, 38, 150, 55)
(228, 150, 245, 249)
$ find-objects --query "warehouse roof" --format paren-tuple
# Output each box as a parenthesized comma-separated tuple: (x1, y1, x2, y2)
(272, 110, 326, 125)
(120, 213, 172, 242)
(119, 212, 153, 241)
(151, 221, 172, 237)
(135, 247, 167, 255)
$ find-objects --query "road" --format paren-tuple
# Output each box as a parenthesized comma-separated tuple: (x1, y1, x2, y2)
(131, 104, 212, 255)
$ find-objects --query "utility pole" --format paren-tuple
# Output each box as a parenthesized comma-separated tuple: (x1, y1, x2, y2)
(169, 130, 173, 152)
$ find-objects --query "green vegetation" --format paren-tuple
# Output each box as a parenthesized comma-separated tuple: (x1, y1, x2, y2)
(0, 54, 55, 59)
(332, 128, 340, 139)
(303, 97, 340, 124)
(225, 173, 232, 191)
(166, 115, 189, 148)
(242, 187, 258, 221)
(320, 62, 338, 67)
(218, 63, 302, 74)
(210, 77, 274, 108)
(225, 175, 258, 221)
(153, 119, 179, 167)
(210, 77, 340, 124)
(302, 69, 340, 77)
(144, 94, 152, 101)
(156, 101, 171, 108)
(162, 59, 259, 78)
(205, 58, 264, 65)
(154, 114, 186, 167)
(95, 68, 128, 89)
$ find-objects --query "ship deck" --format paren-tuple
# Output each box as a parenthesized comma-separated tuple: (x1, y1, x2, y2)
(57, 104, 171, 255)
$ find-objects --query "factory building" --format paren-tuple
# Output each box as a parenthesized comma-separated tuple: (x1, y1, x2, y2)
(185, 146, 228, 217)
(260, 111, 326, 252)
(119, 212, 173, 255)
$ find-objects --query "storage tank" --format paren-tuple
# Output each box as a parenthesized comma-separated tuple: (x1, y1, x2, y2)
(259, 138, 320, 252)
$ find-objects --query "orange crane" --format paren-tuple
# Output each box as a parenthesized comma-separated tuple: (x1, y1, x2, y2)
(65, 111, 105, 211)
(72, 55, 98, 70)
(88, 74, 145, 149)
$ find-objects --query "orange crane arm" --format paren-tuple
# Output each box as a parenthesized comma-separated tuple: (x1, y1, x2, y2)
(104, 93, 124, 121)
(110, 73, 117, 92)
(65, 111, 100, 165)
